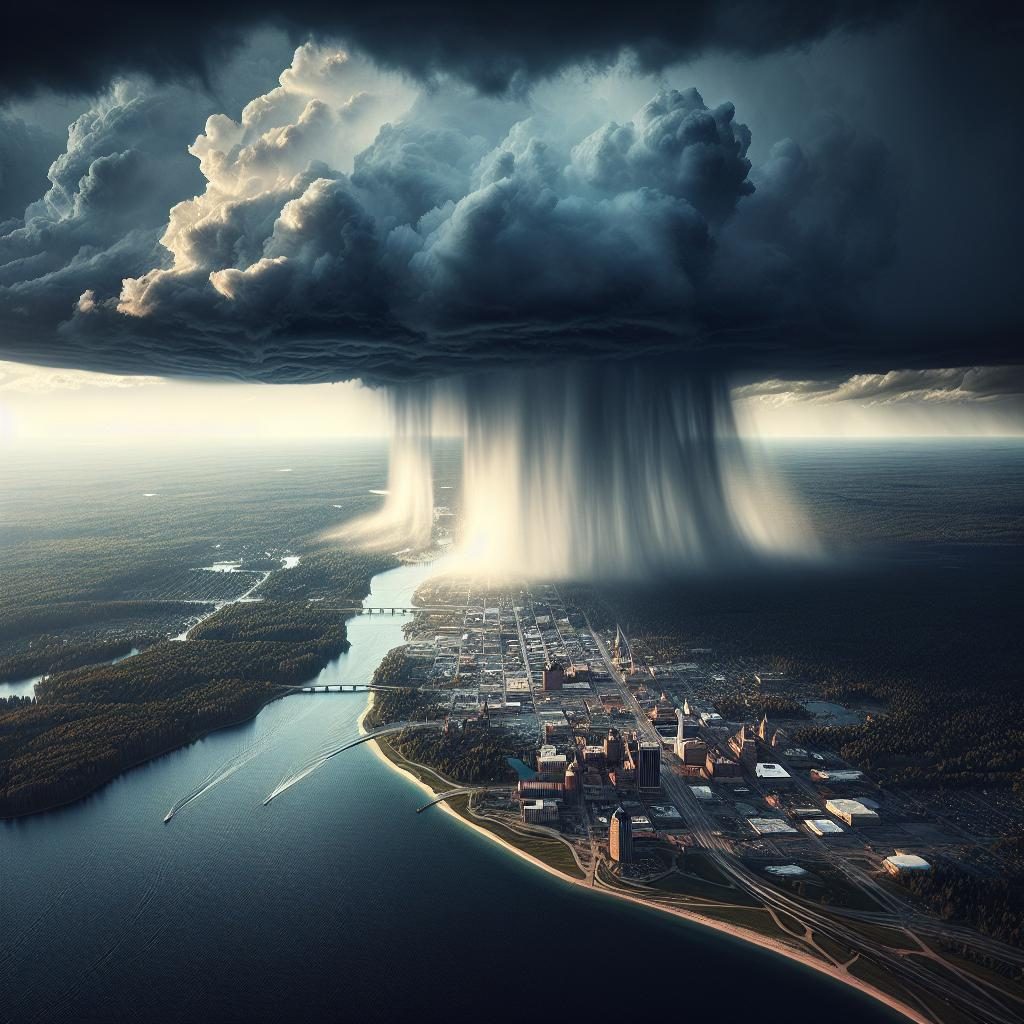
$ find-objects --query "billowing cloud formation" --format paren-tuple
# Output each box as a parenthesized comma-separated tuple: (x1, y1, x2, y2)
(0, 114, 61, 222)
(0, 2, 904, 98)
(0, 44, 915, 383)
(0, 79, 211, 371)
(735, 367, 1024, 407)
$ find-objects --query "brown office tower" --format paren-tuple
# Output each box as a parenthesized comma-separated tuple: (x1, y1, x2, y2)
(564, 762, 579, 802)
(609, 805, 634, 864)
(541, 661, 565, 691)
(603, 727, 623, 766)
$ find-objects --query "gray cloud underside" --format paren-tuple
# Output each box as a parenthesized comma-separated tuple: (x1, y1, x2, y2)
(0, 61, 910, 385)
(2, 6, 1022, 387)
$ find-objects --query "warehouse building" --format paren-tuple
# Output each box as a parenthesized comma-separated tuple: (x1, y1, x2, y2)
(826, 798, 879, 826)
(883, 854, 931, 876)
(805, 818, 844, 836)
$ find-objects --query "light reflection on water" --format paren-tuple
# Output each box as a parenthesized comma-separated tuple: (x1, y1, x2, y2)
(1, 558, 903, 1024)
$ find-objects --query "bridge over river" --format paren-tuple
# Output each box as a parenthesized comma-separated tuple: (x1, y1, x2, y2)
(320, 604, 481, 616)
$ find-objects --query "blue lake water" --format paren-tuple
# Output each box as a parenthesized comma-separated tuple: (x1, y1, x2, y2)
(0, 557, 904, 1024)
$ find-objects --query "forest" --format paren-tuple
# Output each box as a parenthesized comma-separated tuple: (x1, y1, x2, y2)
(390, 726, 517, 785)
(370, 646, 418, 688)
(567, 555, 1024, 792)
(0, 634, 153, 682)
(709, 694, 811, 721)
(895, 848, 1024, 955)
(0, 600, 210, 646)
(0, 600, 351, 817)
(363, 685, 449, 730)
(258, 549, 398, 602)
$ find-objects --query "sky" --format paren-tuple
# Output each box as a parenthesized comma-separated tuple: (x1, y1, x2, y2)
(0, 3, 1022, 440)
(2, 358, 1020, 446)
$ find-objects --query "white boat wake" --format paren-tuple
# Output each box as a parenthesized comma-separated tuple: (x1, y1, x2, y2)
(162, 703, 319, 822)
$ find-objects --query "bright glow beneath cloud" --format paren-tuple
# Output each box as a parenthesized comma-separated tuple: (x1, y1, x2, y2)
(1, 360, 1020, 449)
(0, 360, 388, 445)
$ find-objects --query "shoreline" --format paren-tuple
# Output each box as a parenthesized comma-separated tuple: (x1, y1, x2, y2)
(0, 687, 290, 822)
(361, 694, 927, 1024)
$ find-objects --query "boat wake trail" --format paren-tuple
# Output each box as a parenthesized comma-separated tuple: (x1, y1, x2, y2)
(263, 721, 430, 806)
(262, 735, 363, 806)
(162, 704, 319, 822)
(163, 752, 261, 822)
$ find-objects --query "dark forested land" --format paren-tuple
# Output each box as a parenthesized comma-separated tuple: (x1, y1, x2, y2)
(363, 685, 449, 730)
(258, 549, 399, 602)
(370, 646, 418, 688)
(0, 601, 211, 646)
(567, 549, 1024, 792)
(895, 841, 1024, 956)
(390, 726, 517, 785)
(0, 600, 350, 817)
(0, 634, 156, 682)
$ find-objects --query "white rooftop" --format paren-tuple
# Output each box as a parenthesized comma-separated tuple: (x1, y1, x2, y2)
(806, 819, 844, 836)
(755, 762, 792, 779)
(765, 864, 809, 877)
(885, 854, 931, 871)
(815, 769, 863, 782)
(826, 798, 878, 818)
(748, 817, 798, 835)
(691, 785, 714, 801)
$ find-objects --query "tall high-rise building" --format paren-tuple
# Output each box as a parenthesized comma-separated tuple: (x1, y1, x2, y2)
(609, 805, 634, 864)
(564, 762, 579, 802)
(541, 661, 565, 691)
(603, 727, 623, 766)
(637, 741, 661, 790)
(729, 724, 757, 766)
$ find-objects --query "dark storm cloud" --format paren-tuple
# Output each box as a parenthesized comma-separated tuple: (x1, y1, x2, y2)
(5, 72, 888, 384)
(0, 114, 62, 223)
(0, 2, 903, 99)
(1, 6, 1022, 386)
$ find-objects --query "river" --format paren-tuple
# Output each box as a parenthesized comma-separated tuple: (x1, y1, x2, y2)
(0, 560, 903, 1023)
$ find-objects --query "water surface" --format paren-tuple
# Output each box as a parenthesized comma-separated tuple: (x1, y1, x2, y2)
(1, 558, 903, 1024)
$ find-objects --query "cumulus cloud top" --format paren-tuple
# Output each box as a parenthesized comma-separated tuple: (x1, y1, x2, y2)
(0, 44, 917, 383)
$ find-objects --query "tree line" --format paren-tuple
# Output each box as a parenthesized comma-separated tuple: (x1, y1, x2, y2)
(0, 600, 351, 817)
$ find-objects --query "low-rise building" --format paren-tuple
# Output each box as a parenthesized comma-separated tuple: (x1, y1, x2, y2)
(755, 762, 793, 786)
(705, 754, 742, 779)
(747, 817, 798, 836)
(677, 738, 708, 766)
(825, 798, 879, 826)
(883, 854, 931, 875)
(805, 818, 844, 836)
(519, 779, 565, 800)
(522, 799, 559, 825)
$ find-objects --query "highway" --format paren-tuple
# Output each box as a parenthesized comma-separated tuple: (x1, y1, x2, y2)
(583, 616, 1022, 1024)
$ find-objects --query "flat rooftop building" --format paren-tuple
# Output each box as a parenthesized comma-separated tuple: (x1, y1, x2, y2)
(806, 818, 844, 836)
(764, 864, 809, 878)
(811, 769, 863, 783)
(755, 762, 792, 784)
(884, 854, 931, 875)
(522, 799, 559, 825)
(826, 798, 879, 826)
(747, 817, 798, 835)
